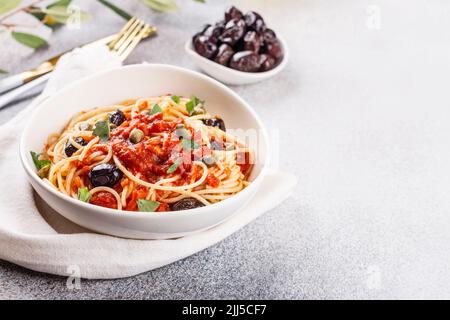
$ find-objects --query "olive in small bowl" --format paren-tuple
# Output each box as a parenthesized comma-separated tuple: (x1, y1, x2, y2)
(185, 6, 288, 85)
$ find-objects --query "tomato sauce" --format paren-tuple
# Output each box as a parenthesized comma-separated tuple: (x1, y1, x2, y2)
(109, 113, 212, 184)
(90, 191, 117, 209)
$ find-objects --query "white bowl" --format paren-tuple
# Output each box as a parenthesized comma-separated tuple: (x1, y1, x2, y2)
(20, 64, 269, 239)
(185, 35, 288, 86)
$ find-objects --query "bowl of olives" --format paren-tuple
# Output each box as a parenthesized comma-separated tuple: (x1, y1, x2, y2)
(185, 6, 288, 85)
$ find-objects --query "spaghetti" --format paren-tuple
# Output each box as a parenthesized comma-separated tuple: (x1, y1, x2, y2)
(31, 94, 253, 212)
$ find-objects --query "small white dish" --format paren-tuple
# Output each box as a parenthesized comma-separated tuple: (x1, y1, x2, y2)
(20, 64, 270, 240)
(185, 35, 289, 86)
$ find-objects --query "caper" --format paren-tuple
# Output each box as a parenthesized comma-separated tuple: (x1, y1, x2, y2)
(225, 142, 235, 151)
(193, 105, 207, 115)
(79, 123, 92, 131)
(202, 155, 217, 167)
(129, 128, 144, 144)
(38, 164, 50, 179)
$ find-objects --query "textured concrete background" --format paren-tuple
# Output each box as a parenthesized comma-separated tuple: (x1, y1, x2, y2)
(1, 0, 450, 299)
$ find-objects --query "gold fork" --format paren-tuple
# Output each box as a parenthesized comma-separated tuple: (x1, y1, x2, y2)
(109, 17, 156, 61)
(0, 18, 156, 109)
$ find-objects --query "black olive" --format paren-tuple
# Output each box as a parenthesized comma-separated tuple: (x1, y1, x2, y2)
(109, 110, 125, 127)
(203, 24, 224, 42)
(229, 51, 261, 72)
(244, 11, 265, 32)
(203, 117, 226, 132)
(218, 19, 246, 46)
(193, 35, 218, 59)
(262, 28, 277, 43)
(88, 163, 123, 188)
(64, 137, 87, 157)
(224, 6, 243, 22)
(214, 44, 234, 66)
(243, 31, 262, 53)
(259, 53, 276, 71)
(266, 39, 284, 60)
(171, 198, 205, 211)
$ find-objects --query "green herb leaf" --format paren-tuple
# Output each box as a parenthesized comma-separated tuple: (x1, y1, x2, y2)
(182, 138, 199, 151)
(41, 6, 90, 24)
(151, 103, 163, 115)
(28, 7, 46, 21)
(12, 32, 47, 49)
(0, 69, 8, 74)
(30, 151, 51, 170)
(47, 0, 71, 8)
(77, 187, 91, 203)
(167, 160, 179, 174)
(0, 0, 21, 15)
(185, 95, 203, 116)
(171, 95, 180, 104)
(137, 199, 160, 212)
(96, 0, 132, 21)
(140, 0, 177, 12)
(93, 120, 110, 142)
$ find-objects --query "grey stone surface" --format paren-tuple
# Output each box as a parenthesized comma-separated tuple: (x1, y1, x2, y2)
(1, 0, 450, 299)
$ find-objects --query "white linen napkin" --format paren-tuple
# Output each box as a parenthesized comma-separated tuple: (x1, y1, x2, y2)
(0, 45, 297, 279)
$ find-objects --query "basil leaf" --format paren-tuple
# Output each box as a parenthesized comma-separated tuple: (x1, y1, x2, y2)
(171, 95, 180, 104)
(185, 100, 194, 116)
(185, 95, 204, 116)
(12, 32, 47, 49)
(30, 151, 51, 170)
(97, 0, 132, 21)
(77, 187, 91, 203)
(42, 6, 90, 24)
(93, 120, 110, 142)
(141, 0, 177, 12)
(47, 0, 71, 9)
(0, 0, 21, 15)
(182, 138, 199, 151)
(137, 199, 160, 212)
(151, 103, 163, 115)
(167, 160, 179, 174)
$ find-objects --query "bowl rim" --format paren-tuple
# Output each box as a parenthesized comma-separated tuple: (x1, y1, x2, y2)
(184, 33, 289, 79)
(20, 63, 270, 220)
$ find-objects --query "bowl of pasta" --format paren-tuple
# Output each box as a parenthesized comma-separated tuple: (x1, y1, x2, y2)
(20, 64, 269, 239)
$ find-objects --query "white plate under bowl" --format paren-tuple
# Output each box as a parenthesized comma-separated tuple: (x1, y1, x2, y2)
(185, 35, 289, 86)
(20, 64, 270, 239)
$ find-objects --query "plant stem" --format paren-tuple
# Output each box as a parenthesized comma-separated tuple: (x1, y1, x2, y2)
(0, 0, 47, 23)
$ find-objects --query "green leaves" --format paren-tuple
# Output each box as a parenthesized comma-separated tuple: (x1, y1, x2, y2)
(47, 0, 72, 9)
(41, 6, 90, 24)
(185, 95, 204, 116)
(97, 0, 132, 21)
(77, 187, 91, 203)
(93, 120, 110, 142)
(30, 151, 51, 170)
(140, 0, 177, 12)
(0, 0, 21, 15)
(30, 151, 51, 178)
(12, 32, 47, 49)
(171, 95, 180, 104)
(167, 161, 179, 174)
(0, 69, 8, 74)
(151, 103, 163, 115)
(137, 199, 160, 212)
